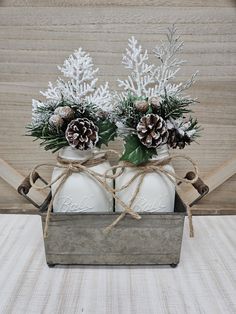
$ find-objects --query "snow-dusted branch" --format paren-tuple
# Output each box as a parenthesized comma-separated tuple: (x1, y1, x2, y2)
(86, 82, 112, 111)
(117, 36, 155, 97)
(58, 48, 98, 84)
(153, 25, 186, 95)
(117, 26, 197, 100)
(40, 81, 62, 102)
(31, 99, 49, 125)
(41, 49, 100, 104)
(32, 48, 112, 125)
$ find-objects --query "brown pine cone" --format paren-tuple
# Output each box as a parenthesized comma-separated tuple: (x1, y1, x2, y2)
(65, 118, 98, 150)
(136, 113, 168, 148)
(168, 129, 191, 149)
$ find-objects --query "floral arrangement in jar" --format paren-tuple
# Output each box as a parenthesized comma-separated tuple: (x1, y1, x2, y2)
(27, 49, 117, 213)
(112, 26, 201, 165)
(27, 48, 117, 152)
(112, 26, 201, 214)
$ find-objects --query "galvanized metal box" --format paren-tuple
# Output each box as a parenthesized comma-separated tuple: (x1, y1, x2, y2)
(40, 193, 186, 267)
(18, 169, 208, 268)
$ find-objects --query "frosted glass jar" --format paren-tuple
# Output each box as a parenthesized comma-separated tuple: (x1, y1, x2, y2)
(115, 145, 175, 213)
(51, 147, 113, 213)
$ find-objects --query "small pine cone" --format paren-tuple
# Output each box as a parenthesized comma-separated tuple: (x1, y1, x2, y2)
(149, 96, 160, 113)
(168, 129, 191, 149)
(137, 113, 168, 148)
(49, 114, 64, 128)
(54, 106, 75, 121)
(134, 100, 149, 113)
(65, 118, 98, 150)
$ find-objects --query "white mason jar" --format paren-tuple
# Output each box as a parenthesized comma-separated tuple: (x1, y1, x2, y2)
(51, 147, 113, 213)
(115, 145, 175, 213)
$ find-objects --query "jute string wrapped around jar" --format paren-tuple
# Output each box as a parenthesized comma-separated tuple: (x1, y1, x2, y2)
(29, 150, 199, 238)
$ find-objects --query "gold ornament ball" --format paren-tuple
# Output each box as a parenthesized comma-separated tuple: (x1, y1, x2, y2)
(49, 114, 64, 128)
(134, 100, 149, 113)
(54, 106, 75, 120)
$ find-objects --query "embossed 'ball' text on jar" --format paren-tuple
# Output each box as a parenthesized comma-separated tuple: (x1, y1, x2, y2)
(115, 144, 175, 213)
(51, 147, 113, 213)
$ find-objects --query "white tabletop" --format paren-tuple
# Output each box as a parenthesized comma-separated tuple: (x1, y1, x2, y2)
(0, 214, 235, 314)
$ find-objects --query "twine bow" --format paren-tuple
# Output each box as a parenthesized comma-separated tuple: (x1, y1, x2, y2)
(29, 150, 198, 239)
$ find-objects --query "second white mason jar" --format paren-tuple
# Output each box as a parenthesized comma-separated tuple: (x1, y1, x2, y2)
(51, 147, 113, 213)
(115, 145, 175, 213)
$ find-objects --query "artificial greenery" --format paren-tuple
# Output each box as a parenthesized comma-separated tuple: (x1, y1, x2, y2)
(27, 123, 68, 153)
(28, 30, 201, 163)
(28, 48, 115, 153)
(115, 92, 198, 128)
(115, 93, 144, 128)
(96, 119, 117, 148)
(183, 117, 201, 140)
(120, 134, 156, 165)
(28, 100, 117, 152)
(158, 92, 195, 120)
(113, 27, 202, 165)
(113, 92, 200, 165)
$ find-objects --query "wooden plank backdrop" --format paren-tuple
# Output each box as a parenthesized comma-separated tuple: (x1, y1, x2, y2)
(0, 1, 236, 211)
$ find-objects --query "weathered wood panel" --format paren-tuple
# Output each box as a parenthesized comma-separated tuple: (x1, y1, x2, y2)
(0, 2, 235, 210)
(1, 0, 236, 7)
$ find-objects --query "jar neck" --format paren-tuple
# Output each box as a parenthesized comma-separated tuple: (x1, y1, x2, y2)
(152, 144, 170, 161)
(59, 146, 94, 161)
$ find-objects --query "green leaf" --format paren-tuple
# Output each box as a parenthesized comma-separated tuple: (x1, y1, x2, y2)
(120, 134, 156, 165)
(97, 119, 117, 148)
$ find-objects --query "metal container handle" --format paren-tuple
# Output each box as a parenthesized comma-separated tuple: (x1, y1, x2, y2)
(181, 171, 209, 207)
(17, 171, 51, 211)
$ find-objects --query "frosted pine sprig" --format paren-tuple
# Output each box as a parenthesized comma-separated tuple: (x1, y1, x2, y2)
(86, 82, 112, 112)
(117, 36, 156, 97)
(41, 48, 99, 104)
(58, 48, 98, 82)
(117, 26, 198, 101)
(32, 48, 112, 126)
(29, 48, 116, 153)
(153, 25, 198, 96)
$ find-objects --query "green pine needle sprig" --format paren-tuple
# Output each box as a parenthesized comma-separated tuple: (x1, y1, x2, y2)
(26, 123, 69, 153)
(187, 117, 202, 140)
(158, 91, 196, 120)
